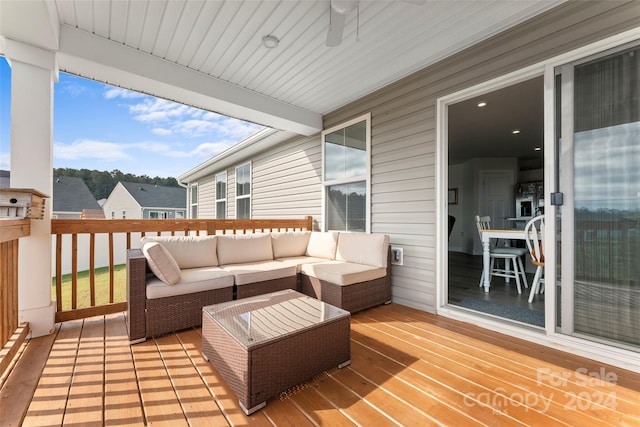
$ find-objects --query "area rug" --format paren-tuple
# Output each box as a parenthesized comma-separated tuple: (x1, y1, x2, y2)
(454, 298, 545, 327)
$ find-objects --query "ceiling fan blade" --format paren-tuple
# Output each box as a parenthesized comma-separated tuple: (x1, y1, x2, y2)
(326, 7, 347, 47)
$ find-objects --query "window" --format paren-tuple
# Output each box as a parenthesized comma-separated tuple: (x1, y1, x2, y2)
(175, 211, 185, 219)
(322, 114, 371, 232)
(122, 211, 126, 219)
(149, 211, 168, 219)
(236, 163, 251, 219)
(190, 183, 198, 219)
(111, 211, 115, 219)
(216, 172, 227, 219)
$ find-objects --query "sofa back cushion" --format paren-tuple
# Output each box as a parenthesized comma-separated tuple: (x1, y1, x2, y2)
(142, 242, 182, 285)
(141, 235, 218, 268)
(336, 232, 389, 268)
(305, 231, 339, 259)
(217, 233, 274, 265)
(271, 231, 311, 258)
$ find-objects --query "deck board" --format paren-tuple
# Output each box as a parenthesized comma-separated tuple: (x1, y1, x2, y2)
(22, 320, 80, 426)
(104, 313, 145, 426)
(63, 317, 105, 426)
(1, 303, 639, 426)
(0, 324, 57, 427)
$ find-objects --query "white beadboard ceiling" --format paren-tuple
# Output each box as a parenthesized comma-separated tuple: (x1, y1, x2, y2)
(1, 0, 564, 134)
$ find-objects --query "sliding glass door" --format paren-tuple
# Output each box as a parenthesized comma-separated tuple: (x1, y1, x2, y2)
(556, 43, 640, 349)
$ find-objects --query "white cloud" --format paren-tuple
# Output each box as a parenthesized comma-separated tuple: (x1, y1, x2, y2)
(172, 119, 219, 137)
(129, 98, 195, 123)
(217, 117, 263, 139)
(54, 139, 132, 161)
(189, 141, 237, 158)
(58, 80, 87, 97)
(124, 97, 263, 141)
(130, 141, 173, 154)
(152, 128, 173, 136)
(104, 87, 147, 100)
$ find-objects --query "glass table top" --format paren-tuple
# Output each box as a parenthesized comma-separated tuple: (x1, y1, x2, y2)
(203, 289, 350, 348)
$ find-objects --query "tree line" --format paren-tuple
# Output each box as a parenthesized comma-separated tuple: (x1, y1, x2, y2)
(54, 168, 180, 200)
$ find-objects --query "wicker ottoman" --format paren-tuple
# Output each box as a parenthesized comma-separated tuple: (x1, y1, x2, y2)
(201, 289, 351, 415)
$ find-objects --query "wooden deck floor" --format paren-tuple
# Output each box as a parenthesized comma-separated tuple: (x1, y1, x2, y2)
(1, 303, 639, 426)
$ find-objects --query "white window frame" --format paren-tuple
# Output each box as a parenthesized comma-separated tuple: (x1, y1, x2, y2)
(215, 171, 227, 219)
(175, 211, 185, 219)
(235, 163, 251, 219)
(321, 113, 371, 232)
(190, 183, 198, 219)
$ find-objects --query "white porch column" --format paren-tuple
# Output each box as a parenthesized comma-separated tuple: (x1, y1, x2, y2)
(5, 39, 58, 337)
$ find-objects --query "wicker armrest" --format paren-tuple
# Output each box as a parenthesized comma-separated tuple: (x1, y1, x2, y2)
(127, 248, 148, 343)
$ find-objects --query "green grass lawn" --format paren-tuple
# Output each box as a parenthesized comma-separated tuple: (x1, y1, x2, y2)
(52, 264, 127, 311)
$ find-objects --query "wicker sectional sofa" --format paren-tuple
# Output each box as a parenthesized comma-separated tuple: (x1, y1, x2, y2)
(126, 231, 391, 343)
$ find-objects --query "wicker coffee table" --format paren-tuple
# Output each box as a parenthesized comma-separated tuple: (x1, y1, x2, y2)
(201, 289, 351, 415)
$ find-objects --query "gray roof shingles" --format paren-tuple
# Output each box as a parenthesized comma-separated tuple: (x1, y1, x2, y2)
(120, 181, 186, 209)
(53, 176, 102, 213)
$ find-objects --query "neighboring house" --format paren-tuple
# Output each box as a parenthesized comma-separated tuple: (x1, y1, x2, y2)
(52, 176, 104, 219)
(102, 181, 186, 220)
(178, 3, 640, 370)
(0, 170, 9, 188)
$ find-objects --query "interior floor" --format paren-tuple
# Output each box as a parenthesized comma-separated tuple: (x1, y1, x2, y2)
(448, 251, 545, 325)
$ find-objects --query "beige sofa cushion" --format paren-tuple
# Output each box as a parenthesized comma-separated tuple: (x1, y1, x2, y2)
(142, 242, 181, 285)
(336, 233, 389, 268)
(305, 231, 339, 259)
(217, 233, 274, 265)
(275, 256, 329, 273)
(141, 235, 218, 268)
(222, 261, 297, 286)
(146, 266, 234, 299)
(271, 231, 311, 258)
(300, 261, 387, 286)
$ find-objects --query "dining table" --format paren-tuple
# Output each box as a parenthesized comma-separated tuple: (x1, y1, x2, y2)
(479, 229, 531, 293)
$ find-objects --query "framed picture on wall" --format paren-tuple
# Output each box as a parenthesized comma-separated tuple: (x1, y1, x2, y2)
(448, 188, 458, 205)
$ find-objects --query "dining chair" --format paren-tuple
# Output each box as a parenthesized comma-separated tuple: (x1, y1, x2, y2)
(475, 215, 529, 294)
(524, 215, 545, 303)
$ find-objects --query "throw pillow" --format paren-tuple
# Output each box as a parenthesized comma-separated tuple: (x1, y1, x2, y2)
(142, 242, 181, 285)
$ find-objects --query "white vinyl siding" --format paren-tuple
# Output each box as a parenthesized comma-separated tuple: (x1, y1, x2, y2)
(102, 182, 143, 219)
(251, 134, 322, 221)
(197, 175, 216, 218)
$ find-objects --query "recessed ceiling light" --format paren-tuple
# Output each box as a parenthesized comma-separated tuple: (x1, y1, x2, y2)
(534, 147, 542, 151)
(477, 101, 487, 108)
(261, 35, 279, 49)
(512, 129, 521, 135)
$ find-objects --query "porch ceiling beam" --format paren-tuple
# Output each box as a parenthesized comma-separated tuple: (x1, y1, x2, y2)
(56, 26, 322, 136)
(0, 0, 60, 52)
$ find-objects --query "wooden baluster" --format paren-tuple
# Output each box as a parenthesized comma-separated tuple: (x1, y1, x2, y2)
(71, 234, 78, 310)
(89, 233, 96, 307)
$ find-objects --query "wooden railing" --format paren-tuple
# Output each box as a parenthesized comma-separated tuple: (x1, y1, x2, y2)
(0, 219, 31, 378)
(50, 216, 313, 322)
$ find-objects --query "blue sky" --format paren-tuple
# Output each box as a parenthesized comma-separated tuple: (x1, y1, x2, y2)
(0, 57, 264, 179)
